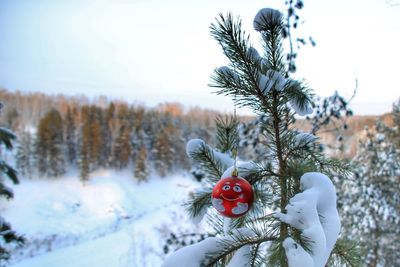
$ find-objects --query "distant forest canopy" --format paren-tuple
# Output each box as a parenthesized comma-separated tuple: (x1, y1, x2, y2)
(0, 89, 393, 181)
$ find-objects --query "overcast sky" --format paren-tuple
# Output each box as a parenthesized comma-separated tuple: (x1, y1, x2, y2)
(0, 0, 399, 115)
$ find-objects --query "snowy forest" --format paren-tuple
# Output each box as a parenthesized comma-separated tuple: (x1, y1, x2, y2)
(1, 1, 399, 267)
(1, 87, 399, 266)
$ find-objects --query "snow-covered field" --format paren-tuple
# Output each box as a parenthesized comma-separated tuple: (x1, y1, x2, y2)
(1, 170, 201, 267)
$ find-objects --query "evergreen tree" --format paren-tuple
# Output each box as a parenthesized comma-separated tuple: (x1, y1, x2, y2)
(35, 109, 65, 177)
(88, 105, 106, 169)
(0, 103, 24, 265)
(134, 144, 149, 182)
(79, 140, 90, 183)
(111, 104, 133, 169)
(79, 106, 91, 181)
(105, 102, 116, 166)
(64, 107, 77, 165)
(340, 102, 400, 267)
(162, 8, 357, 267)
(113, 125, 132, 169)
(152, 122, 175, 177)
(15, 131, 33, 178)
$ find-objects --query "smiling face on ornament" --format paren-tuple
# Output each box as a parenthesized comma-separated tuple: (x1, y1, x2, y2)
(211, 176, 254, 218)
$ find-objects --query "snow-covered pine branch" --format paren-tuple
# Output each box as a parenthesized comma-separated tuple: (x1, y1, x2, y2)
(277, 172, 340, 267)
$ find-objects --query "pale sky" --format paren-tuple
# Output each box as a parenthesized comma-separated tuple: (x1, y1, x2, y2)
(0, 0, 399, 115)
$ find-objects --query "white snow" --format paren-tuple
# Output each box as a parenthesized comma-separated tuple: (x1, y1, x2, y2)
(247, 47, 260, 62)
(1, 170, 201, 267)
(295, 132, 317, 146)
(186, 138, 205, 156)
(186, 138, 234, 170)
(162, 228, 255, 267)
(253, 8, 282, 31)
(290, 100, 313, 116)
(258, 74, 272, 94)
(226, 244, 251, 267)
(213, 150, 235, 169)
(218, 66, 240, 83)
(258, 70, 286, 94)
(283, 238, 314, 267)
(267, 70, 286, 92)
(276, 172, 341, 267)
(286, 80, 313, 116)
(161, 236, 221, 267)
(220, 162, 253, 179)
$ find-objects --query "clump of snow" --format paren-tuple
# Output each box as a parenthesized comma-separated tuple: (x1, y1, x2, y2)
(268, 70, 286, 91)
(218, 66, 240, 83)
(162, 228, 255, 267)
(283, 238, 314, 267)
(285, 79, 313, 116)
(376, 133, 385, 142)
(290, 100, 313, 116)
(186, 138, 205, 156)
(227, 245, 251, 267)
(276, 172, 341, 267)
(258, 70, 286, 94)
(220, 162, 253, 179)
(258, 73, 271, 94)
(213, 150, 235, 169)
(247, 47, 260, 62)
(295, 132, 317, 146)
(187, 138, 234, 170)
(161, 237, 221, 267)
(253, 8, 282, 31)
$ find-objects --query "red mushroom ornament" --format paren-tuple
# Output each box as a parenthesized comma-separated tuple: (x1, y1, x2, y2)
(211, 175, 254, 218)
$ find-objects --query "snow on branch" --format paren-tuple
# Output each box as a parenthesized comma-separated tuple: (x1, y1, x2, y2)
(161, 228, 257, 267)
(276, 172, 341, 267)
(186, 138, 234, 171)
(253, 8, 283, 32)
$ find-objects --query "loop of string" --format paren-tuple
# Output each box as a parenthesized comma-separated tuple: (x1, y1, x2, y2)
(232, 94, 238, 177)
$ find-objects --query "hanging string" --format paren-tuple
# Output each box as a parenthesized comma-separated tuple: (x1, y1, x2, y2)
(232, 94, 239, 177)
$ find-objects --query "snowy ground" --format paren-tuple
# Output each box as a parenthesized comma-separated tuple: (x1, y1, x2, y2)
(1, 170, 201, 267)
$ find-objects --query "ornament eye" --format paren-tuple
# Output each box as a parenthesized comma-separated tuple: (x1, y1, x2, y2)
(222, 185, 231, 191)
(233, 185, 242, 192)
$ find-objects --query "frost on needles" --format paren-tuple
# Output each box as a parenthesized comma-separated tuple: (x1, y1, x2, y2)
(162, 7, 350, 267)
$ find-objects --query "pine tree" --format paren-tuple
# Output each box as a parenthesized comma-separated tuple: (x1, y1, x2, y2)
(64, 107, 77, 165)
(152, 122, 175, 177)
(112, 104, 133, 169)
(91, 106, 108, 168)
(15, 131, 33, 178)
(0, 103, 24, 264)
(35, 109, 65, 177)
(340, 102, 400, 267)
(79, 106, 91, 181)
(134, 144, 149, 182)
(105, 102, 117, 166)
(113, 124, 132, 169)
(79, 141, 90, 183)
(162, 8, 357, 267)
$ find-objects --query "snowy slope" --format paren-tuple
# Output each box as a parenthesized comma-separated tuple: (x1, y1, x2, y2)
(1, 170, 200, 266)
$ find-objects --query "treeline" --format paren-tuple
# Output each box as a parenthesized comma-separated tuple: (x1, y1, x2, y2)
(0, 89, 224, 181)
